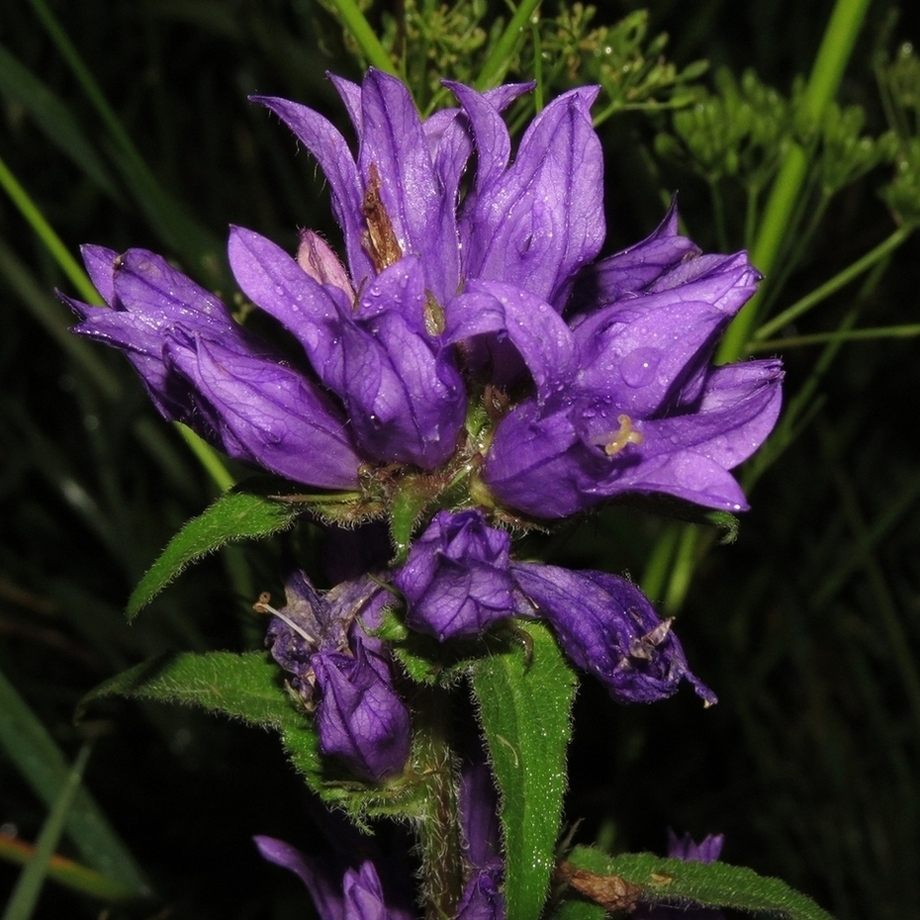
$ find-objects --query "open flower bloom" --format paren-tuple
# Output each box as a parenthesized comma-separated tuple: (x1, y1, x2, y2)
(65, 69, 780, 523)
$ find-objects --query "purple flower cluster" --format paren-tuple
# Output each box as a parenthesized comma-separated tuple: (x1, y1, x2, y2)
(67, 67, 778, 812)
(65, 68, 781, 524)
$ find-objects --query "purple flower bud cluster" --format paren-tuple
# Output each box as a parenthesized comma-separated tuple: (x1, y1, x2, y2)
(261, 573, 409, 781)
(396, 509, 717, 706)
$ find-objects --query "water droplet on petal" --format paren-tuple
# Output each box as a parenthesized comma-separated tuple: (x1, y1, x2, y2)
(619, 347, 662, 388)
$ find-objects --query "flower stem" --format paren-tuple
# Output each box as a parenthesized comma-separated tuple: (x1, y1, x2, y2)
(415, 687, 463, 920)
(325, 0, 400, 76)
(716, 0, 872, 363)
(475, 0, 543, 91)
(753, 223, 915, 341)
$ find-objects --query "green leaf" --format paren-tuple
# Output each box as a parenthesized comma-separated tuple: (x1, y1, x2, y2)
(126, 487, 301, 620)
(470, 622, 577, 920)
(563, 846, 836, 920)
(82, 650, 300, 730)
(0, 835, 137, 903)
(0, 668, 150, 898)
(79, 651, 431, 823)
(81, 651, 324, 784)
(0, 42, 117, 198)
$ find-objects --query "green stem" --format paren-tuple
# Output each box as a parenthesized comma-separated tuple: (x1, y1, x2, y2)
(751, 323, 920, 352)
(173, 423, 236, 493)
(325, 0, 399, 75)
(415, 688, 462, 920)
(0, 154, 100, 304)
(475, 0, 543, 91)
(753, 224, 915, 340)
(716, 0, 872, 362)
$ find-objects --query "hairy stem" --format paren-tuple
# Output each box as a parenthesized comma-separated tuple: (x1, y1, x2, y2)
(415, 688, 463, 920)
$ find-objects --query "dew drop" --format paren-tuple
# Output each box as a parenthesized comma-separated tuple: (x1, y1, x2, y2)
(619, 347, 662, 388)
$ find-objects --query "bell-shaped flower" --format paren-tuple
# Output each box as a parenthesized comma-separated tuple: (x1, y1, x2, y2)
(511, 562, 716, 705)
(395, 510, 713, 706)
(393, 509, 514, 641)
(254, 836, 413, 920)
(481, 208, 783, 519)
(65, 248, 362, 490)
(263, 572, 410, 781)
(228, 228, 465, 469)
(311, 643, 411, 782)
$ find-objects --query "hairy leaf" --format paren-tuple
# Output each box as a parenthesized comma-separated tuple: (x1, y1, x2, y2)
(561, 846, 836, 920)
(470, 622, 577, 920)
(126, 488, 300, 620)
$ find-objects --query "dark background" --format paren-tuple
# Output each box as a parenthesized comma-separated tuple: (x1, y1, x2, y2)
(2, 1, 919, 917)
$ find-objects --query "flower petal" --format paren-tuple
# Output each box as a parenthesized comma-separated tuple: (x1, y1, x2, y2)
(567, 201, 699, 312)
(312, 643, 411, 781)
(571, 253, 760, 417)
(167, 335, 361, 489)
(394, 510, 514, 641)
(254, 836, 345, 920)
(253, 94, 373, 284)
(512, 563, 716, 705)
(462, 87, 605, 309)
(357, 69, 459, 302)
(446, 280, 577, 400)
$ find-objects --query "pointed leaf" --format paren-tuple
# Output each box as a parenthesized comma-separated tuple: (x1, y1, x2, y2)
(562, 846, 836, 920)
(126, 488, 301, 620)
(80, 651, 324, 785)
(470, 622, 577, 920)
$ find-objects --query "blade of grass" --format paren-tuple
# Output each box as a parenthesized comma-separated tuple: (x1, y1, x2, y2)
(0, 42, 117, 198)
(0, 834, 136, 903)
(0, 668, 150, 897)
(753, 224, 916, 342)
(475, 0, 543, 91)
(3, 744, 93, 920)
(324, 0, 399, 76)
(24, 0, 224, 284)
(0, 154, 100, 304)
(750, 322, 920, 352)
(716, 0, 873, 362)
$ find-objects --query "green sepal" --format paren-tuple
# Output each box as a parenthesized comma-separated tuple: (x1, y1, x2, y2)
(126, 484, 303, 620)
(555, 846, 836, 920)
(704, 509, 740, 544)
(470, 621, 577, 920)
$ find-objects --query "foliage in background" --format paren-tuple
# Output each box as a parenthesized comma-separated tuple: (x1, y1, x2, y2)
(2, 1, 919, 918)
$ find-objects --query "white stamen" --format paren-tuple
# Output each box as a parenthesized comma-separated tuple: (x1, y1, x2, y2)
(256, 600, 316, 645)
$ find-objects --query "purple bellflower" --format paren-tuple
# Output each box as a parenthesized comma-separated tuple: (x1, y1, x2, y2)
(65, 69, 779, 778)
(394, 508, 715, 706)
(255, 753, 504, 920)
(260, 572, 410, 781)
(65, 69, 779, 523)
(254, 835, 413, 920)
(394, 509, 514, 642)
